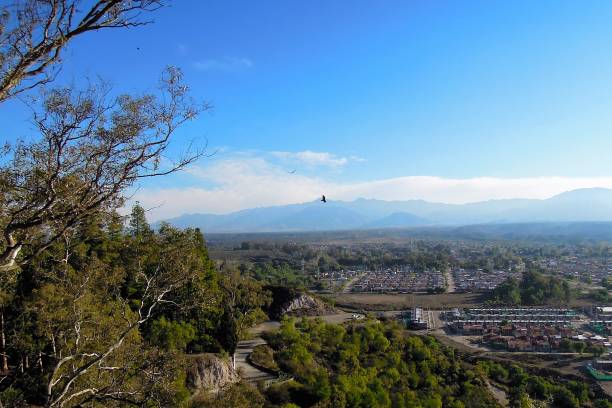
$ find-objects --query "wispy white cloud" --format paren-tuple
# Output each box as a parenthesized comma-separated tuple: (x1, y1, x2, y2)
(131, 155, 612, 221)
(193, 57, 254, 71)
(271, 150, 360, 167)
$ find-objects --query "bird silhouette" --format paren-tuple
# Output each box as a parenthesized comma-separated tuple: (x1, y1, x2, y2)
(321, 195, 327, 203)
(288, 169, 296, 174)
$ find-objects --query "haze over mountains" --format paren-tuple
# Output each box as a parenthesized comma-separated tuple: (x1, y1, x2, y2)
(161, 188, 612, 233)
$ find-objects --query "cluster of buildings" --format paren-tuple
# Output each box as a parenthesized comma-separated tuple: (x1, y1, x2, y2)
(588, 306, 612, 335)
(537, 255, 612, 284)
(406, 307, 430, 330)
(477, 324, 608, 352)
(351, 267, 445, 293)
(316, 268, 362, 291)
(451, 268, 521, 292)
(447, 308, 612, 352)
(461, 307, 579, 322)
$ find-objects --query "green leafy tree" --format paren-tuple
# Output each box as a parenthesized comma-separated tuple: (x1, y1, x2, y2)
(129, 202, 153, 238)
(266, 319, 499, 408)
(148, 317, 196, 351)
(552, 386, 580, 408)
(217, 305, 239, 361)
(220, 269, 271, 340)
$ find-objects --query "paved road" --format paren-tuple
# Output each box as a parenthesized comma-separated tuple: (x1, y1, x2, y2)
(235, 336, 276, 383)
(235, 321, 280, 383)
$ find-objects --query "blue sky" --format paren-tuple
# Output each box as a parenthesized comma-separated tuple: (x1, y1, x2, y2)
(3, 0, 612, 219)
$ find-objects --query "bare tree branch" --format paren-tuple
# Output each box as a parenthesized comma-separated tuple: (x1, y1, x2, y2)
(0, 0, 165, 103)
(40, 229, 204, 407)
(0, 67, 209, 271)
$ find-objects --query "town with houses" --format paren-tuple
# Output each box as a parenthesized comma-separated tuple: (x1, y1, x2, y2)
(214, 237, 612, 390)
(317, 266, 521, 294)
(537, 255, 612, 284)
(451, 268, 523, 292)
(315, 248, 612, 384)
(404, 305, 612, 382)
(319, 265, 521, 294)
(350, 267, 446, 293)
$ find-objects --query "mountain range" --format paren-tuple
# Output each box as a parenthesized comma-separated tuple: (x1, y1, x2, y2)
(160, 188, 612, 233)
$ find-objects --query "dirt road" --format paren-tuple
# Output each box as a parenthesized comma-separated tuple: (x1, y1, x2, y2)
(445, 268, 456, 293)
(342, 273, 364, 293)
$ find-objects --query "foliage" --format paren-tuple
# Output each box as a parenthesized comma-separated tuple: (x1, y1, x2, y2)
(0, 67, 204, 272)
(477, 360, 601, 408)
(265, 318, 500, 408)
(489, 278, 522, 306)
(489, 270, 571, 305)
(0, 0, 165, 102)
(249, 344, 279, 372)
(219, 269, 272, 340)
(3, 213, 218, 405)
(251, 263, 313, 288)
(0, 205, 269, 405)
(588, 288, 611, 303)
(189, 382, 265, 408)
(0, 387, 27, 408)
(217, 305, 239, 356)
(148, 317, 197, 352)
(601, 277, 612, 290)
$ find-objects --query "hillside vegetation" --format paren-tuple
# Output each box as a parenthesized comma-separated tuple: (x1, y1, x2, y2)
(196, 318, 612, 408)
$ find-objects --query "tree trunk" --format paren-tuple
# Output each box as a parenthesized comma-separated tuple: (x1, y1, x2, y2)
(0, 233, 22, 272)
(1, 311, 8, 372)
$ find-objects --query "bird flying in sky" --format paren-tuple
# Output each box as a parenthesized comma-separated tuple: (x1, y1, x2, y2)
(321, 195, 327, 203)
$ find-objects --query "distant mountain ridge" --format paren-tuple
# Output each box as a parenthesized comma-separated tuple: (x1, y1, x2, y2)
(160, 188, 612, 233)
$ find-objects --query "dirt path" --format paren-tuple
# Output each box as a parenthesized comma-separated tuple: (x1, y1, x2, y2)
(318, 312, 362, 324)
(250, 321, 281, 336)
(487, 381, 509, 407)
(342, 273, 364, 293)
(445, 268, 456, 293)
